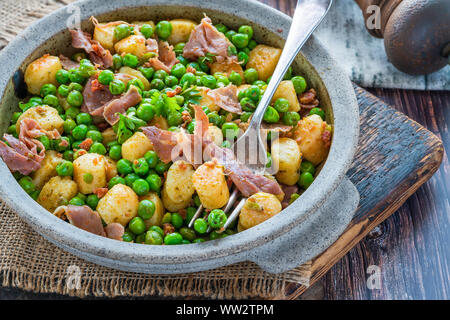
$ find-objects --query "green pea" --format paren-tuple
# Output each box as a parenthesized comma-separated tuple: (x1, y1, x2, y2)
(7, 125, 16, 134)
(145, 230, 163, 245)
(38, 135, 51, 150)
(253, 80, 266, 89)
(244, 68, 258, 83)
(129, 217, 146, 235)
(193, 238, 206, 243)
(237, 51, 249, 65)
(222, 122, 240, 140)
(19, 176, 35, 194)
(85, 194, 99, 210)
(309, 107, 325, 120)
(153, 69, 168, 80)
(122, 231, 135, 242)
(167, 111, 183, 127)
(75, 112, 92, 126)
(274, 98, 290, 113)
(197, 57, 210, 73)
(209, 231, 222, 240)
(216, 74, 230, 86)
(112, 54, 123, 70)
(179, 227, 196, 241)
(68, 69, 86, 84)
(174, 42, 185, 55)
(240, 111, 253, 123)
(121, 174, 137, 188)
(109, 79, 126, 95)
(54, 136, 71, 152)
(225, 30, 236, 41)
(63, 150, 74, 161)
(215, 24, 228, 34)
(57, 84, 70, 97)
(135, 234, 146, 243)
(155, 21, 172, 40)
(55, 69, 70, 85)
(232, 33, 249, 49)
(171, 63, 187, 79)
(65, 107, 79, 120)
(146, 173, 162, 193)
(140, 24, 154, 38)
(86, 130, 102, 143)
(30, 190, 40, 201)
(300, 161, 316, 175)
(291, 76, 307, 94)
(117, 159, 133, 175)
(114, 23, 132, 41)
(193, 218, 208, 234)
(90, 142, 106, 155)
(164, 75, 178, 87)
(81, 172, 92, 184)
(72, 124, 88, 140)
(138, 67, 154, 81)
(144, 151, 158, 168)
(229, 71, 242, 86)
(56, 160, 74, 176)
(200, 75, 217, 89)
(155, 160, 171, 175)
(43, 94, 59, 107)
(40, 84, 57, 97)
(108, 176, 125, 189)
(11, 112, 22, 124)
(150, 78, 165, 90)
(263, 106, 279, 123)
(181, 239, 190, 244)
(170, 213, 183, 229)
(207, 209, 227, 229)
(246, 85, 261, 102)
(69, 196, 85, 206)
(132, 178, 150, 196)
(180, 72, 196, 87)
(208, 112, 223, 127)
(248, 39, 258, 50)
(122, 53, 139, 68)
(68, 82, 84, 92)
(186, 120, 196, 134)
(78, 59, 95, 78)
(266, 151, 272, 168)
(238, 88, 248, 101)
(133, 158, 149, 176)
(137, 200, 155, 220)
(282, 111, 300, 126)
(161, 212, 172, 224)
(149, 226, 164, 237)
(67, 90, 83, 107)
(298, 172, 314, 189)
(164, 232, 182, 245)
(98, 70, 114, 85)
(238, 25, 253, 40)
(109, 145, 122, 161)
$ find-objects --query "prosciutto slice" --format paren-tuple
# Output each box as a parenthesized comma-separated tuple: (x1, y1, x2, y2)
(59, 54, 80, 70)
(207, 85, 242, 114)
(0, 135, 41, 175)
(70, 29, 113, 69)
(141, 126, 182, 163)
(81, 75, 114, 114)
(104, 223, 125, 241)
(102, 86, 142, 125)
(145, 40, 179, 73)
(183, 16, 236, 62)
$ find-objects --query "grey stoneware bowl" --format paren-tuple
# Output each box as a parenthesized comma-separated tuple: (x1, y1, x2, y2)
(0, 0, 360, 274)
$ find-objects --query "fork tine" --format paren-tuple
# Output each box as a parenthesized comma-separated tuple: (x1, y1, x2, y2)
(223, 188, 239, 214)
(188, 204, 203, 228)
(221, 198, 247, 231)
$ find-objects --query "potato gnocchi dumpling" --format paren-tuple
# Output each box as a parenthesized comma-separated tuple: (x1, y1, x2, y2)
(93, 21, 124, 52)
(118, 66, 151, 90)
(198, 87, 220, 112)
(17, 105, 64, 134)
(24, 55, 62, 95)
(271, 138, 302, 186)
(192, 161, 229, 209)
(210, 60, 244, 79)
(163, 161, 195, 207)
(97, 184, 139, 226)
(238, 192, 282, 232)
(37, 176, 78, 213)
(167, 19, 197, 45)
(247, 45, 282, 81)
(73, 153, 107, 194)
(32, 150, 64, 189)
(114, 35, 148, 58)
(294, 114, 331, 165)
(121, 131, 153, 162)
(207, 125, 223, 146)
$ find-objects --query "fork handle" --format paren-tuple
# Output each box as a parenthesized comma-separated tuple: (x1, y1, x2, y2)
(247, 0, 333, 133)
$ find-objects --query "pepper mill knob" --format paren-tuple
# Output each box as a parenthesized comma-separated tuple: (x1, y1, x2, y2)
(356, 0, 450, 75)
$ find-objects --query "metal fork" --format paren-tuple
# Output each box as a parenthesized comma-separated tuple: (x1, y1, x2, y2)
(189, 0, 333, 232)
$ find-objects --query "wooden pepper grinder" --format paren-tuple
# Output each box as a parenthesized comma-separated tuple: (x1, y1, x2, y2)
(355, 0, 450, 75)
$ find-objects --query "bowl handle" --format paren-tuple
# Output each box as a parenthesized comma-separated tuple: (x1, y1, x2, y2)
(249, 176, 359, 276)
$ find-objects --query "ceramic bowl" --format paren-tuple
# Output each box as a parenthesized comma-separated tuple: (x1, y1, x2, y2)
(0, 0, 359, 273)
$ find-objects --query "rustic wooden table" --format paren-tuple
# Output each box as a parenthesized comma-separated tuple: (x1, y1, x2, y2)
(0, 0, 448, 300)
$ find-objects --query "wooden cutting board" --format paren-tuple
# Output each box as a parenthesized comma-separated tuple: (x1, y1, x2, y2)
(283, 85, 444, 299)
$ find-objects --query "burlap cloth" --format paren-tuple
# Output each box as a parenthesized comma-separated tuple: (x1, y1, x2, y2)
(0, 0, 312, 299)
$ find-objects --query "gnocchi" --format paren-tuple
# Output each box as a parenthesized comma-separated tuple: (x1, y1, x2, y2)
(167, 19, 197, 45)
(24, 55, 62, 95)
(121, 131, 153, 162)
(247, 45, 282, 81)
(97, 184, 139, 226)
(118, 66, 151, 90)
(163, 160, 195, 206)
(238, 192, 282, 232)
(73, 153, 107, 194)
(271, 80, 301, 112)
(271, 138, 302, 186)
(114, 35, 148, 58)
(140, 192, 164, 228)
(32, 150, 64, 189)
(37, 176, 78, 213)
(16, 105, 64, 134)
(192, 161, 229, 209)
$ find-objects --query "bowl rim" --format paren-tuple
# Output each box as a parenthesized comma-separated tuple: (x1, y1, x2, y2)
(0, 0, 359, 265)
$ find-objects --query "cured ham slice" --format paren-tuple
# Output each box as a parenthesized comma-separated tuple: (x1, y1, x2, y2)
(70, 29, 113, 69)
(102, 86, 142, 125)
(145, 40, 179, 73)
(207, 85, 242, 114)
